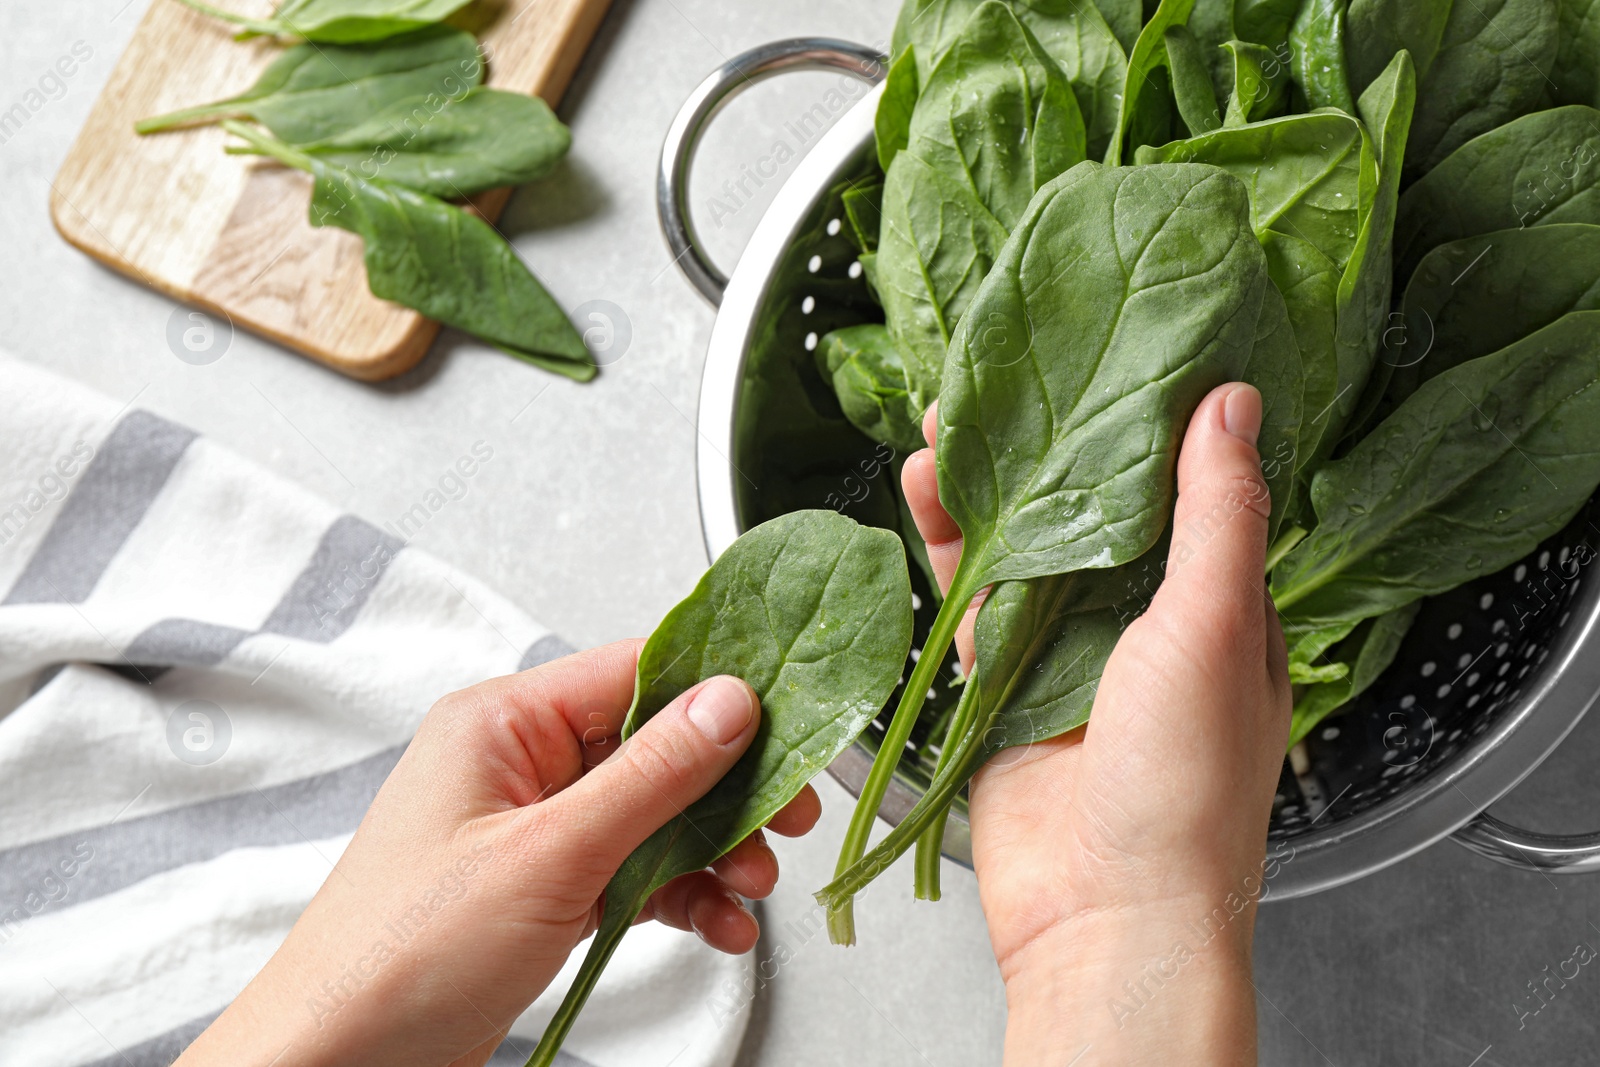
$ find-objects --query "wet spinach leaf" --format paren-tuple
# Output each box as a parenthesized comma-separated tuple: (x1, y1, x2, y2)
(174, 0, 473, 43)
(529, 510, 914, 1067)
(226, 122, 593, 380)
(1394, 105, 1600, 282)
(1289, 0, 1357, 113)
(875, 48, 921, 173)
(136, 25, 483, 142)
(1345, 0, 1451, 94)
(230, 88, 571, 198)
(1272, 310, 1600, 631)
(1221, 39, 1291, 126)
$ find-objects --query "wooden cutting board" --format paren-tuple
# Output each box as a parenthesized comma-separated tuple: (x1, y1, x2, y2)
(51, 0, 614, 380)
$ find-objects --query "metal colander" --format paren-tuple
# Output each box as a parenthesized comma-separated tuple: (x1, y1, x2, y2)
(658, 40, 1600, 899)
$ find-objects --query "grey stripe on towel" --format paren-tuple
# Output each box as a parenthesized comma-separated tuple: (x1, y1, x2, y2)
(4, 411, 196, 605)
(0, 745, 405, 921)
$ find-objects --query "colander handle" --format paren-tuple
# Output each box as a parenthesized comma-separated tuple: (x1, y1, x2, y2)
(657, 39, 888, 306)
(1452, 812, 1600, 874)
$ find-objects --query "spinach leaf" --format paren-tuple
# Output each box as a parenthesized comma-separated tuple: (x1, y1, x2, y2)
(1243, 277, 1305, 539)
(1166, 25, 1225, 135)
(815, 325, 927, 454)
(1262, 231, 1341, 481)
(830, 162, 1272, 942)
(1394, 105, 1600, 282)
(135, 25, 482, 141)
(174, 0, 473, 43)
(1553, 0, 1600, 105)
(1289, 0, 1357, 113)
(1093, 0, 1145, 51)
(225, 122, 594, 379)
(1221, 39, 1291, 126)
(841, 177, 886, 254)
(875, 2, 1086, 413)
(875, 48, 920, 173)
(1135, 111, 1366, 270)
(1402, 0, 1561, 181)
(1345, 0, 1451, 93)
(1327, 51, 1415, 452)
(1387, 224, 1600, 408)
(529, 510, 914, 1067)
(1288, 602, 1420, 745)
(1107, 0, 1197, 163)
(1235, 0, 1304, 49)
(1271, 310, 1600, 630)
(228, 88, 570, 198)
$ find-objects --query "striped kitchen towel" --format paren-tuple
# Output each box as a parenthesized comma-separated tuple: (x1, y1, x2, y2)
(0, 356, 752, 1067)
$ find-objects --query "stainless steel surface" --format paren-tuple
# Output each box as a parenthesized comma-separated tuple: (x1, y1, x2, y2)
(1453, 811, 1600, 874)
(657, 39, 886, 307)
(670, 43, 1600, 900)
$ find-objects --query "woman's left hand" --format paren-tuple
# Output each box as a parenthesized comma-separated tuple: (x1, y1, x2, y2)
(176, 640, 819, 1067)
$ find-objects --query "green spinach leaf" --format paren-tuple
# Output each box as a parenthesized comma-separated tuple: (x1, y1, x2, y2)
(1394, 105, 1600, 282)
(1288, 602, 1420, 745)
(174, 0, 473, 43)
(136, 25, 483, 142)
(225, 122, 594, 379)
(1403, 0, 1561, 181)
(1345, 0, 1451, 93)
(1289, 0, 1357, 113)
(1272, 310, 1600, 630)
(1107, 0, 1197, 163)
(1166, 25, 1225, 135)
(529, 510, 914, 1067)
(876, 2, 1086, 413)
(1387, 224, 1600, 407)
(1093, 0, 1145, 51)
(1553, 0, 1600, 105)
(228, 88, 569, 198)
(875, 48, 921, 173)
(815, 325, 927, 454)
(1221, 39, 1291, 126)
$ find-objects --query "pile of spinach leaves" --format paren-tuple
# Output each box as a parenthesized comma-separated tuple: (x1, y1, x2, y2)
(815, 0, 1600, 938)
(139, 5, 594, 379)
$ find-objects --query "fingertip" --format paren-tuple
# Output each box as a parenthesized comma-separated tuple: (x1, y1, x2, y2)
(766, 783, 822, 837)
(690, 884, 759, 955)
(922, 401, 939, 448)
(712, 831, 779, 899)
(686, 676, 760, 748)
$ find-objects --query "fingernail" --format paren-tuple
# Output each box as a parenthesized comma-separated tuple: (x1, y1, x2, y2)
(688, 677, 755, 745)
(1223, 385, 1263, 447)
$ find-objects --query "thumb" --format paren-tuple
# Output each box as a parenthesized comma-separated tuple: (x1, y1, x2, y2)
(542, 675, 760, 877)
(1150, 383, 1272, 635)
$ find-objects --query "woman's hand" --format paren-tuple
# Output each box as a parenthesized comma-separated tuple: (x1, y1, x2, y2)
(176, 642, 820, 1067)
(902, 383, 1292, 1065)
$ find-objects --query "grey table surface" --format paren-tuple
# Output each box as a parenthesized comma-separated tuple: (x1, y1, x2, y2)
(3, 1, 1599, 1064)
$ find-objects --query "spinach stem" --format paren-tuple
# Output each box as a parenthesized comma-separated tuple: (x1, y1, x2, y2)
(817, 690, 994, 908)
(1264, 524, 1309, 573)
(827, 568, 976, 944)
(912, 674, 984, 899)
(170, 0, 281, 36)
(134, 102, 237, 135)
(219, 120, 313, 173)
(523, 905, 631, 1067)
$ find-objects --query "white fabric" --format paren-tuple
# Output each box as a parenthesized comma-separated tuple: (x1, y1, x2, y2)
(0, 355, 751, 1067)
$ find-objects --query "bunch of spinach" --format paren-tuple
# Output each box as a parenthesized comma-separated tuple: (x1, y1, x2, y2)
(138, 8, 594, 379)
(814, 0, 1600, 922)
(524, 509, 914, 1067)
